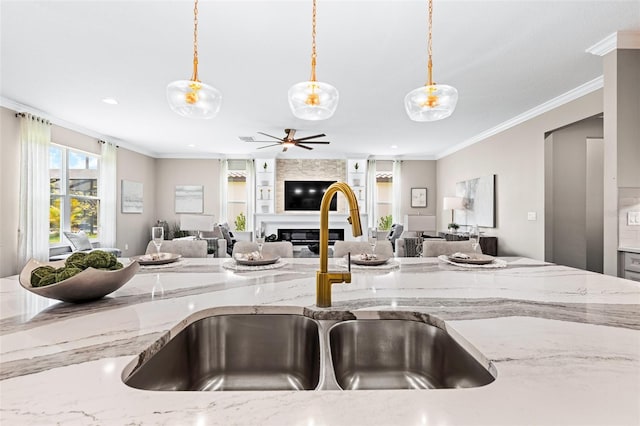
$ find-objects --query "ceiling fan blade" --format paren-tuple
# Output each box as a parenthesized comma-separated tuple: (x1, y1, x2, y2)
(257, 132, 284, 141)
(246, 140, 281, 143)
(296, 143, 314, 150)
(297, 141, 331, 144)
(256, 143, 282, 149)
(294, 133, 326, 142)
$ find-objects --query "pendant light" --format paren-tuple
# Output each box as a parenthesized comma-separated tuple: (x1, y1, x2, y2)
(404, 0, 457, 122)
(288, 0, 338, 121)
(166, 0, 221, 119)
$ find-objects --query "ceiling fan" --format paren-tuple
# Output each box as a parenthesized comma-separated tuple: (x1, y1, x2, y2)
(239, 129, 331, 152)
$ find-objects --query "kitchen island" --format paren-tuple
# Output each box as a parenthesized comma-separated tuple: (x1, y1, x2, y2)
(1, 257, 639, 425)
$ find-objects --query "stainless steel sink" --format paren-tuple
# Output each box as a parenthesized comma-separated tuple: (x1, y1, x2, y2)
(124, 314, 320, 391)
(328, 319, 495, 390)
(123, 311, 495, 392)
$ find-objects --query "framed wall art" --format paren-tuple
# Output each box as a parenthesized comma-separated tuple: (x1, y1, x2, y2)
(121, 180, 143, 214)
(454, 174, 496, 227)
(175, 185, 204, 213)
(411, 187, 427, 208)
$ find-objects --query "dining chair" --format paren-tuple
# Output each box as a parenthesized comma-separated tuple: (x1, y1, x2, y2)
(333, 240, 394, 258)
(144, 240, 208, 258)
(262, 241, 294, 258)
(231, 241, 259, 258)
(421, 240, 482, 257)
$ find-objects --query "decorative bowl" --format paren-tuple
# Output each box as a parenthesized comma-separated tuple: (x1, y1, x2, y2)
(19, 259, 140, 303)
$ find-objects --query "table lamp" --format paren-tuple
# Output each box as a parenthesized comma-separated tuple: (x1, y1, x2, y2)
(442, 197, 464, 225)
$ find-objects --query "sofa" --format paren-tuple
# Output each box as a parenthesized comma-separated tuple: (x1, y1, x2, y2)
(145, 238, 227, 258)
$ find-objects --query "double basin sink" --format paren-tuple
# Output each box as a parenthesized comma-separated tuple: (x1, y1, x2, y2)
(123, 310, 495, 391)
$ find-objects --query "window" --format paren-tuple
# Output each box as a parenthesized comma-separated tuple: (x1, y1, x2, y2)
(376, 171, 393, 227)
(227, 160, 248, 232)
(49, 144, 100, 244)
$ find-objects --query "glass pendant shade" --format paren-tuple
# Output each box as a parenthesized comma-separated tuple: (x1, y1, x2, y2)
(166, 80, 222, 119)
(288, 80, 339, 121)
(404, 84, 458, 122)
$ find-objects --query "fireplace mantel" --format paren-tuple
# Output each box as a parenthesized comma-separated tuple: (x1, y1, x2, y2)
(254, 213, 369, 241)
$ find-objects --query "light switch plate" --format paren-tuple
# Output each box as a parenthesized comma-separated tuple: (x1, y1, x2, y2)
(527, 212, 537, 221)
(628, 211, 640, 226)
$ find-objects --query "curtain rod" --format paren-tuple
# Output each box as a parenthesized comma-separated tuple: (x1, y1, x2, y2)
(98, 140, 119, 148)
(15, 112, 51, 125)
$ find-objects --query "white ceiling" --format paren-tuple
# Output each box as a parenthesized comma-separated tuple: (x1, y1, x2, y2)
(1, 1, 638, 159)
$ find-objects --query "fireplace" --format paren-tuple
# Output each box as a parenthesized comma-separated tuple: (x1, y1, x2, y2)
(278, 228, 345, 246)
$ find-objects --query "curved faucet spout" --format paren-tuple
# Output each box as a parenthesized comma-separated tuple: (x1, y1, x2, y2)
(317, 182, 363, 307)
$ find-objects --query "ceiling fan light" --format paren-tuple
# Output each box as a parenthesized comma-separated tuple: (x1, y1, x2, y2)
(288, 80, 339, 121)
(404, 84, 458, 122)
(166, 80, 222, 119)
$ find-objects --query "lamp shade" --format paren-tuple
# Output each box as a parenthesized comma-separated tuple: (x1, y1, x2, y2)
(166, 80, 222, 119)
(443, 197, 464, 210)
(288, 81, 339, 121)
(179, 214, 216, 232)
(404, 84, 458, 122)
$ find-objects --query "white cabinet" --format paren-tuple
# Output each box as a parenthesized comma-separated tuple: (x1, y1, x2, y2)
(347, 159, 367, 212)
(255, 159, 275, 214)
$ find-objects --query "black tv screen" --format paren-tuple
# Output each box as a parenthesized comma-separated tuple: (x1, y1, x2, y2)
(284, 180, 337, 211)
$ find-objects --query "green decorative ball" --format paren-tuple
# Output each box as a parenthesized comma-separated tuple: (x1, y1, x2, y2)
(31, 266, 56, 287)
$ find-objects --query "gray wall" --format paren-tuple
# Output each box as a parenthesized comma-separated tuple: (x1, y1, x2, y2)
(437, 89, 603, 259)
(544, 117, 603, 271)
(155, 158, 221, 227)
(117, 148, 157, 257)
(0, 107, 20, 277)
(401, 160, 438, 217)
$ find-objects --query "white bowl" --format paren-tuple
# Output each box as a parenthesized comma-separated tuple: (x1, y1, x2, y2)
(19, 259, 140, 303)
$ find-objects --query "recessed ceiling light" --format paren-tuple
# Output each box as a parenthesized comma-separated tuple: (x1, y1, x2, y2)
(187, 144, 195, 148)
(102, 98, 118, 105)
(391, 145, 398, 149)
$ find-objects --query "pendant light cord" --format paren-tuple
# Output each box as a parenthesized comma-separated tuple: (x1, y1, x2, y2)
(191, 0, 200, 82)
(310, 0, 317, 82)
(426, 0, 433, 86)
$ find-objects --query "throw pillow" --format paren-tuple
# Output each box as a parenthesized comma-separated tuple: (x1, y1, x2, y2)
(63, 231, 93, 251)
(218, 223, 237, 255)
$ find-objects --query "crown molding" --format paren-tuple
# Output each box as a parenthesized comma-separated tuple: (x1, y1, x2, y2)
(0, 96, 157, 158)
(436, 76, 604, 160)
(586, 31, 640, 56)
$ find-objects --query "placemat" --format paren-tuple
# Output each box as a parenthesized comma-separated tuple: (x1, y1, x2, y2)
(437, 255, 507, 268)
(222, 259, 289, 272)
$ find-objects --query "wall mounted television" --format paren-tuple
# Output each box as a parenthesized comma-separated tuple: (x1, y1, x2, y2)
(284, 180, 337, 211)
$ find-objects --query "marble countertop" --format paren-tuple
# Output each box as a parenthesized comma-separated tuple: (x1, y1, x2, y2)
(1, 257, 639, 425)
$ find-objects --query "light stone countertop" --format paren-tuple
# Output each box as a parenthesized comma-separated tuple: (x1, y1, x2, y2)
(1, 257, 639, 425)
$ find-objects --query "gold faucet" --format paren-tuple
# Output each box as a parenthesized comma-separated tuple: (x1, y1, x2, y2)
(316, 182, 363, 308)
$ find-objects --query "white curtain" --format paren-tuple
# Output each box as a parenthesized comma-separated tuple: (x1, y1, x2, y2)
(246, 159, 255, 232)
(366, 159, 377, 229)
(17, 114, 51, 268)
(99, 141, 117, 248)
(219, 159, 229, 224)
(392, 160, 402, 224)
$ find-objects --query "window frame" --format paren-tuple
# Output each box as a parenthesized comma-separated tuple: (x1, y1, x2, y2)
(49, 143, 101, 247)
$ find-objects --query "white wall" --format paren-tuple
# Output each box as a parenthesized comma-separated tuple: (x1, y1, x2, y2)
(437, 90, 603, 259)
